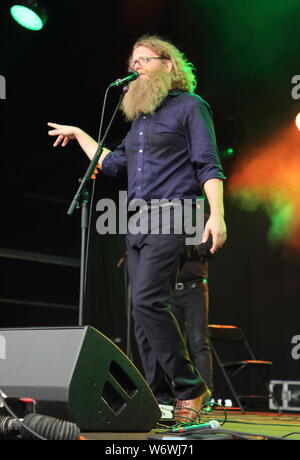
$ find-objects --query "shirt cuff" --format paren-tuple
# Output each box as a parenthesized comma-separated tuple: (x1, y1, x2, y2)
(198, 168, 226, 188)
(101, 152, 119, 178)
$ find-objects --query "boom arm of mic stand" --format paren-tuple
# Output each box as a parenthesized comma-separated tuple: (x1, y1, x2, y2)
(67, 143, 104, 216)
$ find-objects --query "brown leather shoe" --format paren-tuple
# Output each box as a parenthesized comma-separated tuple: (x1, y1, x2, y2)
(174, 388, 211, 423)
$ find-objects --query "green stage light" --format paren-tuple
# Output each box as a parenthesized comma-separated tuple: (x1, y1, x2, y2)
(10, 1, 47, 31)
(225, 147, 234, 156)
(221, 147, 235, 158)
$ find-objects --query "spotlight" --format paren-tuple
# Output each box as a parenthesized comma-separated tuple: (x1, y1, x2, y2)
(295, 112, 300, 131)
(10, 1, 47, 31)
(220, 147, 235, 158)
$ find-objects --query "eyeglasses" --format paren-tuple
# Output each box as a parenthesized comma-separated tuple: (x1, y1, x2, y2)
(129, 56, 166, 71)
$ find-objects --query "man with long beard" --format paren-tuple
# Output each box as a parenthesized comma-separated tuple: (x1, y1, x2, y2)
(48, 34, 226, 422)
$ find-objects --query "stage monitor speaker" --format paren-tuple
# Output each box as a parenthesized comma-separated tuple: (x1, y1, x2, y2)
(0, 326, 161, 432)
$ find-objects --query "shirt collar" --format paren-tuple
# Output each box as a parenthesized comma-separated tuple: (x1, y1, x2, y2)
(168, 89, 182, 96)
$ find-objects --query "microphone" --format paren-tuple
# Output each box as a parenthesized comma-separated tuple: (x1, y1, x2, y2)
(109, 71, 139, 88)
(0, 413, 81, 440)
(171, 419, 220, 433)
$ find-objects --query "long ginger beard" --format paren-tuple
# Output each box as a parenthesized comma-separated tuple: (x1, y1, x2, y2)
(120, 65, 172, 122)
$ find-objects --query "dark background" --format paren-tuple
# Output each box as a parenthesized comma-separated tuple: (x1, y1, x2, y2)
(1, 0, 300, 399)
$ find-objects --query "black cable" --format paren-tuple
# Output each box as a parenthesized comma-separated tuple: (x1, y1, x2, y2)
(156, 401, 228, 435)
(0, 391, 81, 440)
(225, 419, 300, 429)
(169, 427, 292, 441)
(20, 413, 80, 440)
(192, 428, 293, 440)
(281, 432, 300, 439)
(0, 390, 46, 440)
(150, 428, 288, 441)
(199, 401, 228, 426)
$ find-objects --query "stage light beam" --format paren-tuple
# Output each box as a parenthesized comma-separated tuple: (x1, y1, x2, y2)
(228, 123, 300, 251)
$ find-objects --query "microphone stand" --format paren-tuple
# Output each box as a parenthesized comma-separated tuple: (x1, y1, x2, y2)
(116, 251, 132, 360)
(67, 85, 128, 326)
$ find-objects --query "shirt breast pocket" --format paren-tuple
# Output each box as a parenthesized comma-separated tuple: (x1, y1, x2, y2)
(149, 122, 185, 150)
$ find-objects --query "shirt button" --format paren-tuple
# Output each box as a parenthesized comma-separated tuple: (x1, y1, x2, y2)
(139, 131, 143, 135)
(137, 168, 141, 171)
(139, 149, 143, 153)
(137, 186, 141, 190)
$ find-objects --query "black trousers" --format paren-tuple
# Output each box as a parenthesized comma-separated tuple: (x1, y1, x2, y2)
(126, 231, 207, 401)
(170, 282, 213, 393)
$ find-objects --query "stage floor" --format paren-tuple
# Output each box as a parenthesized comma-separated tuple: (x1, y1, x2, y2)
(81, 409, 300, 441)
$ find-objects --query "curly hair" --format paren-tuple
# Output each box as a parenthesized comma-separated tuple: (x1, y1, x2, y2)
(129, 34, 197, 93)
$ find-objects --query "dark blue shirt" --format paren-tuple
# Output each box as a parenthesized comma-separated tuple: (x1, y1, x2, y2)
(102, 90, 225, 204)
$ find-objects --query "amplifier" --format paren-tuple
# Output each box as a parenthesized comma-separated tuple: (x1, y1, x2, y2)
(0, 326, 161, 431)
(269, 380, 300, 411)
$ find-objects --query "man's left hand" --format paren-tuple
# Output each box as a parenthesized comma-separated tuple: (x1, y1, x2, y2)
(202, 215, 227, 254)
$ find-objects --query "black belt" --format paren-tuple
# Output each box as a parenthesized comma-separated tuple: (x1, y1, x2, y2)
(175, 279, 207, 290)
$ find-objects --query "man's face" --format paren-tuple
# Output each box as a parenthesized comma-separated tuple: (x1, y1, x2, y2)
(121, 45, 172, 121)
(130, 45, 171, 80)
